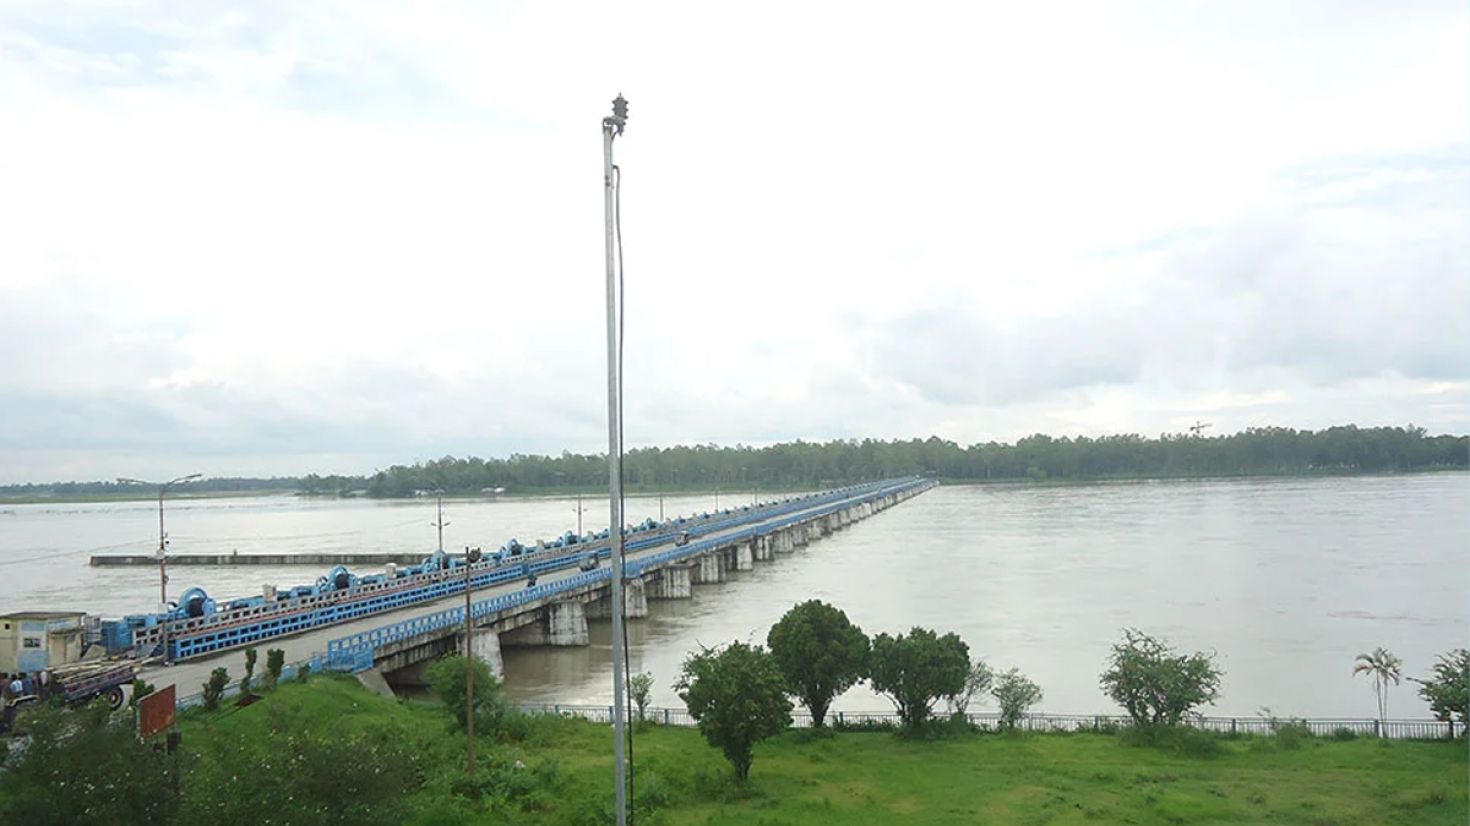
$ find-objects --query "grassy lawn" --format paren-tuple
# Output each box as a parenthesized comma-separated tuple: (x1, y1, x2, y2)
(178, 676, 1467, 825)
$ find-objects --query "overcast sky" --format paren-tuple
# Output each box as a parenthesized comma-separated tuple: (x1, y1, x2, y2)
(0, 1, 1466, 483)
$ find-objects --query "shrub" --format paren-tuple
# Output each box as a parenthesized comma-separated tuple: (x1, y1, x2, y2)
(1100, 628, 1222, 730)
(0, 702, 177, 825)
(1331, 726, 1358, 741)
(675, 641, 792, 781)
(128, 678, 155, 712)
(264, 648, 285, 690)
(630, 672, 654, 722)
(240, 646, 258, 696)
(427, 655, 510, 738)
(202, 667, 229, 711)
(992, 668, 1043, 729)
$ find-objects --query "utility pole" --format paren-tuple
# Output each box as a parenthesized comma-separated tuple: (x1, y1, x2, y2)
(430, 489, 449, 552)
(463, 545, 482, 775)
(117, 473, 201, 665)
(573, 492, 586, 537)
(602, 92, 630, 826)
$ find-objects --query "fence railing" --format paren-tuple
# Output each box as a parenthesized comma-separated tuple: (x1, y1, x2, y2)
(514, 703, 1463, 740)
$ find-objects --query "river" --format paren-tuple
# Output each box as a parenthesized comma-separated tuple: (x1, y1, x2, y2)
(1, 474, 1464, 719)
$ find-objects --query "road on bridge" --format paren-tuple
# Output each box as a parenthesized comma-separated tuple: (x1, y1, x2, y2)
(137, 488, 884, 702)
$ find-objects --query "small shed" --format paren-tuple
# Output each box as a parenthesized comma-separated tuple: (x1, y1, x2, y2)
(0, 611, 87, 674)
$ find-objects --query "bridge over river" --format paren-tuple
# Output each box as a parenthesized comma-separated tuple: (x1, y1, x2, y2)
(142, 477, 934, 703)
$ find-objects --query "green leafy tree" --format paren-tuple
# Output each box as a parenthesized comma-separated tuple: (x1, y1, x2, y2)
(1353, 646, 1402, 723)
(766, 600, 870, 727)
(675, 642, 791, 781)
(868, 627, 970, 732)
(0, 702, 177, 825)
(992, 668, 1043, 729)
(1412, 649, 1469, 723)
(949, 659, 994, 716)
(630, 672, 654, 721)
(264, 648, 285, 690)
(202, 667, 229, 711)
(427, 654, 509, 736)
(1100, 628, 1222, 729)
(240, 646, 258, 696)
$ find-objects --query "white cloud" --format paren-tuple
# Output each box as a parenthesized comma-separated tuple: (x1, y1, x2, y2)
(0, 1, 1465, 482)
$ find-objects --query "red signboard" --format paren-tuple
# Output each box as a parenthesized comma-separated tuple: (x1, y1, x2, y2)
(139, 683, 176, 737)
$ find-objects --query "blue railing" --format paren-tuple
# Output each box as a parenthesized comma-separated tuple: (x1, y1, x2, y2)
(169, 483, 892, 660)
(323, 478, 930, 672)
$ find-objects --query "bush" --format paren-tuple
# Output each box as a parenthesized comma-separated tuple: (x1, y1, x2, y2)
(128, 678, 155, 712)
(240, 647, 258, 696)
(1259, 709, 1313, 750)
(202, 667, 229, 711)
(992, 668, 1043, 729)
(264, 648, 285, 690)
(1122, 724, 1223, 758)
(675, 641, 792, 781)
(426, 655, 511, 738)
(1100, 628, 1222, 730)
(1413, 648, 1469, 724)
(0, 702, 177, 825)
(1331, 726, 1358, 741)
(630, 672, 653, 722)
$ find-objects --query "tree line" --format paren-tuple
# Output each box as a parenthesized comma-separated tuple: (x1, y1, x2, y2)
(2, 424, 1464, 501)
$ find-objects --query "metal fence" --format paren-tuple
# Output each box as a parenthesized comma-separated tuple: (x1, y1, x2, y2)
(514, 703, 1464, 741)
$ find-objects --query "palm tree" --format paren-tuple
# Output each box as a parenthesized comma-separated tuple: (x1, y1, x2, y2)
(1353, 647, 1403, 725)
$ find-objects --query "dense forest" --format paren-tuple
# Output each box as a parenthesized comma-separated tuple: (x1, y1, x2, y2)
(3, 425, 1464, 501)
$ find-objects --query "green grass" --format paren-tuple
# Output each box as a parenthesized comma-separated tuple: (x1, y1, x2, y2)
(179, 676, 1468, 825)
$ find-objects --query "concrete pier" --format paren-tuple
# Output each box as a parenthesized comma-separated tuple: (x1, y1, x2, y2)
(461, 628, 504, 678)
(753, 535, 773, 561)
(501, 600, 589, 647)
(647, 564, 692, 599)
(587, 577, 648, 620)
(694, 553, 722, 584)
(734, 542, 754, 571)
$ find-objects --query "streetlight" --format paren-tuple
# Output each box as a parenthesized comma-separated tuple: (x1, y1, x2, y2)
(427, 488, 448, 552)
(463, 544, 482, 775)
(117, 473, 202, 665)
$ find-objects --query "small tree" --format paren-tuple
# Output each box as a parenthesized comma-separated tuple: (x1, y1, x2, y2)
(992, 668, 1043, 729)
(240, 647, 258, 696)
(630, 672, 654, 721)
(949, 659, 994, 716)
(426, 654, 509, 736)
(264, 648, 285, 690)
(1353, 646, 1402, 723)
(1100, 628, 1221, 729)
(675, 642, 791, 781)
(868, 627, 970, 732)
(766, 600, 870, 727)
(1413, 649, 1469, 724)
(202, 667, 230, 711)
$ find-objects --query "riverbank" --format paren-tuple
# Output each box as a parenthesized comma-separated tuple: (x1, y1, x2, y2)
(173, 676, 1467, 825)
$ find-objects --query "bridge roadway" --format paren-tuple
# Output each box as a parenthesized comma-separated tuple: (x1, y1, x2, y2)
(141, 479, 932, 702)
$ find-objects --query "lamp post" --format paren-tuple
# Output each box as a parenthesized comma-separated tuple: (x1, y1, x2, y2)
(602, 92, 630, 826)
(428, 488, 448, 552)
(117, 473, 202, 664)
(463, 544, 482, 775)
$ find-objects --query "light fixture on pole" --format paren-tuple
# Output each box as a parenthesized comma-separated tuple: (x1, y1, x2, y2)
(429, 488, 449, 553)
(602, 91, 631, 826)
(117, 473, 202, 665)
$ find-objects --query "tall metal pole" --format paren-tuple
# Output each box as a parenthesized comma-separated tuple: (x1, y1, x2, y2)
(118, 473, 200, 665)
(603, 93, 629, 826)
(463, 545, 480, 775)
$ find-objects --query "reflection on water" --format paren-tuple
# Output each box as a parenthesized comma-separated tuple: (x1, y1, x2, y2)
(3, 475, 1466, 718)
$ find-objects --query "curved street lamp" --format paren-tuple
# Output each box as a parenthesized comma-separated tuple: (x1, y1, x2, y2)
(117, 473, 202, 664)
